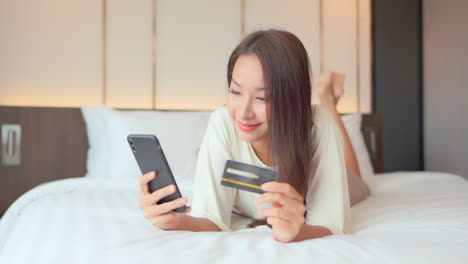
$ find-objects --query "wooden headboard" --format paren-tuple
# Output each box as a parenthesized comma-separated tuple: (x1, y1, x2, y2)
(361, 113, 384, 173)
(0, 106, 383, 216)
(0, 106, 88, 216)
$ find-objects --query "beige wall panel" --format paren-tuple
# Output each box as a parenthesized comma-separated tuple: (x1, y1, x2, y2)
(244, 0, 321, 85)
(155, 0, 241, 110)
(106, 0, 153, 109)
(322, 0, 359, 113)
(0, 0, 102, 107)
(106, 0, 153, 108)
(359, 0, 372, 113)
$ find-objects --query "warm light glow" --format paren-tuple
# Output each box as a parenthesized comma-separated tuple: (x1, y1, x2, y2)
(155, 98, 225, 111)
(311, 95, 360, 114)
(336, 102, 360, 114)
(0, 90, 102, 108)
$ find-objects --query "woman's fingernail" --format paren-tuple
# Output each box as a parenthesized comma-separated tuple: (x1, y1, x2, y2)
(261, 183, 269, 191)
(180, 198, 186, 205)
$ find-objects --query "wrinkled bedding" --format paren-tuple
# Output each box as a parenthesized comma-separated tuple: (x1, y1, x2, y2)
(1, 171, 467, 264)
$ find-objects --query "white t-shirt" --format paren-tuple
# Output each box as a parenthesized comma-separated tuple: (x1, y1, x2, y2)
(190, 105, 351, 235)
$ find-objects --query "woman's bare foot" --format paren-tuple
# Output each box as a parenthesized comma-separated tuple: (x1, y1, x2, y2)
(314, 71, 345, 108)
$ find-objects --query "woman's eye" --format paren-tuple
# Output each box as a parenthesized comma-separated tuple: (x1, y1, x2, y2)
(256, 97, 265, 101)
(229, 88, 240, 95)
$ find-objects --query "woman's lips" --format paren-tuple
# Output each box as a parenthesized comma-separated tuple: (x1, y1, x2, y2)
(237, 121, 261, 132)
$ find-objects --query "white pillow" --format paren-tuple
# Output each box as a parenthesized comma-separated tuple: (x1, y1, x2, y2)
(81, 105, 374, 180)
(103, 107, 211, 180)
(80, 105, 109, 177)
(341, 114, 375, 179)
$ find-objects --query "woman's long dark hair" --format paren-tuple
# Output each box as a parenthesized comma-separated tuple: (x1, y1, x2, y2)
(227, 29, 314, 199)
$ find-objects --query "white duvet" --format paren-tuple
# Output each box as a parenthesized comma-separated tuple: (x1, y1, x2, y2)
(1, 171, 468, 264)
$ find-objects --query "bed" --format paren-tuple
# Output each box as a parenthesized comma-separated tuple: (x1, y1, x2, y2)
(0, 105, 467, 264)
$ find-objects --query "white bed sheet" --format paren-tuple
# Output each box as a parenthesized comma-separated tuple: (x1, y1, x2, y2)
(0, 171, 467, 264)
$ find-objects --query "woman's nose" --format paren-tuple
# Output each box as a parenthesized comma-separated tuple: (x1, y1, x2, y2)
(238, 99, 255, 120)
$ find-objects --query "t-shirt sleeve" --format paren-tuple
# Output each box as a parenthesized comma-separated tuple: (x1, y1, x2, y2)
(304, 107, 352, 235)
(190, 110, 237, 231)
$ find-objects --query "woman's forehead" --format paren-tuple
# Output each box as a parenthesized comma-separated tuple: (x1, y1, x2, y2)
(232, 55, 265, 89)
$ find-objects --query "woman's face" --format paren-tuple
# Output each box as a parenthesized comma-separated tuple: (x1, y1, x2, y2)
(226, 54, 269, 143)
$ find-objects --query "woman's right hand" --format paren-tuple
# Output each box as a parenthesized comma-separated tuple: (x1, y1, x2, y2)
(139, 171, 192, 230)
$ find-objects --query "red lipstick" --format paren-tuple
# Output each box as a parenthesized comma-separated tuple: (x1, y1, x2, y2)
(237, 121, 260, 132)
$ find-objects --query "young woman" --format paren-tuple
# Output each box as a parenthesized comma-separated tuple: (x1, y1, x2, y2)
(138, 29, 351, 243)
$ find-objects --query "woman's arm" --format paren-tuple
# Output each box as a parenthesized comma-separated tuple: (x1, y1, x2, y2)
(139, 109, 237, 232)
(138, 171, 222, 232)
(255, 182, 338, 243)
(291, 224, 333, 242)
(172, 215, 222, 232)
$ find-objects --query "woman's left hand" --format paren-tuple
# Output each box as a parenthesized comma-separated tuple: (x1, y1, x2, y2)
(255, 182, 306, 243)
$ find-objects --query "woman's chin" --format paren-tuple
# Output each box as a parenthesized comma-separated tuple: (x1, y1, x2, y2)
(237, 129, 267, 144)
(236, 129, 256, 142)
(238, 133, 256, 143)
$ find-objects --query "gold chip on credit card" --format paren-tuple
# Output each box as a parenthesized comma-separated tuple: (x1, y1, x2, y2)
(221, 160, 278, 194)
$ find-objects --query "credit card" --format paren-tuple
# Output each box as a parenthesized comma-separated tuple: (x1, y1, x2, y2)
(221, 160, 278, 194)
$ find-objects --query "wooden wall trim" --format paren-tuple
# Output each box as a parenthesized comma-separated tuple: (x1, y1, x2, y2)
(0, 106, 88, 216)
(362, 113, 384, 173)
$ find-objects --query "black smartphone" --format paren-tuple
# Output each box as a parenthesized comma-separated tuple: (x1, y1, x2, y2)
(127, 134, 186, 212)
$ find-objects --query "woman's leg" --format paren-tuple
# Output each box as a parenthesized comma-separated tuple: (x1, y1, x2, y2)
(314, 71, 362, 178)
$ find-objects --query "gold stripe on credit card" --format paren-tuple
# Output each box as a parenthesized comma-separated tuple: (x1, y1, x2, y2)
(226, 168, 260, 179)
(221, 177, 262, 190)
(221, 160, 278, 194)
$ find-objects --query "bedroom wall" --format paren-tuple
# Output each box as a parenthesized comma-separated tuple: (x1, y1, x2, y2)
(423, 0, 468, 179)
(0, 0, 372, 113)
(0, 0, 104, 106)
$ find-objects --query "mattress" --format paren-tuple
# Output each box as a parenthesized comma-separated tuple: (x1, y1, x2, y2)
(0, 171, 467, 264)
